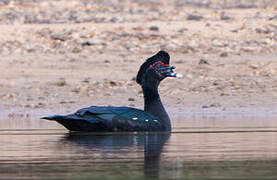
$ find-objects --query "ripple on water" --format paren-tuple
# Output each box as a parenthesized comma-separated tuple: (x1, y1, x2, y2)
(0, 116, 277, 179)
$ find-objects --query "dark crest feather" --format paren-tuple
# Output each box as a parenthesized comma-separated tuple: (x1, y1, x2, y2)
(136, 50, 170, 85)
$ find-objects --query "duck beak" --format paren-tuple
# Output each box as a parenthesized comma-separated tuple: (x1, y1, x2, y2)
(159, 66, 183, 79)
(170, 69, 183, 79)
(167, 66, 183, 79)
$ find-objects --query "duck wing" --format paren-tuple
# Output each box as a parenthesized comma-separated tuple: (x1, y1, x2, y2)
(42, 106, 162, 132)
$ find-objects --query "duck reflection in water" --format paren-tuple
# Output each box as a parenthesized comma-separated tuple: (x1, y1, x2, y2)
(62, 132, 170, 179)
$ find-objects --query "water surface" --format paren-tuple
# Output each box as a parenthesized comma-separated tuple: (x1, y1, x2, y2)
(0, 116, 277, 180)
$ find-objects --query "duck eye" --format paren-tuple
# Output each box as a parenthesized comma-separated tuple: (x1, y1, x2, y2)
(149, 61, 168, 69)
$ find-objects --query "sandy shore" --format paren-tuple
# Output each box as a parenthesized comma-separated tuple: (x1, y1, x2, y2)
(0, 0, 277, 120)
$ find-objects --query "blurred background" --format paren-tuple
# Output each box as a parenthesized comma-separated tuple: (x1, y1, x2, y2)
(0, 0, 276, 55)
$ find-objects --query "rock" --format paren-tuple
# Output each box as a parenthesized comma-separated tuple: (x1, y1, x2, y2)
(249, 64, 259, 69)
(109, 81, 117, 87)
(83, 78, 90, 83)
(202, 103, 221, 108)
(39, 19, 51, 24)
(2, 93, 17, 100)
(220, 93, 229, 96)
(24, 104, 31, 108)
(199, 58, 209, 65)
(104, 59, 111, 63)
(80, 34, 89, 39)
(220, 52, 228, 57)
(128, 97, 135, 101)
(187, 14, 203, 21)
(255, 28, 270, 34)
(81, 41, 96, 46)
(4, 40, 22, 47)
(54, 78, 67, 86)
(123, 59, 135, 63)
(121, 31, 130, 37)
(66, 58, 76, 62)
(175, 60, 184, 64)
(24, 14, 38, 24)
(72, 47, 81, 53)
(27, 97, 33, 101)
(149, 26, 159, 31)
(212, 39, 228, 47)
(220, 12, 231, 20)
(51, 32, 71, 41)
(178, 28, 188, 33)
(38, 96, 45, 100)
(231, 29, 239, 33)
(38, 102, 45, 107)
(81, 40, 105, 46)
(72, 88, 80, 93)
(110, 17, 118, 22)
(8, 113, 14, 118)
(60, 101, 75, 104)
(269, 15, 277, 21)
(93, 17, 106, 23)
(0, 0, 9, 5)
(221, 15, 231, 20)
(23, 85, 33, 89)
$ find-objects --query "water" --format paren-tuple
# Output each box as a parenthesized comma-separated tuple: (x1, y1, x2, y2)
(1, 116, 277, 180)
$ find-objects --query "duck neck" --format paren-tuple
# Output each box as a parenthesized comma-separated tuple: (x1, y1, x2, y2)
(142, 82, 171, 131)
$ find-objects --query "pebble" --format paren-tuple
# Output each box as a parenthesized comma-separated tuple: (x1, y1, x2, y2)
(268, 15, 277, 21)
(104, 59, 111, 63)
(72, 88, 80, 93)
(80, 34, 89, 39)
(220, 12, 231, 20)
(255, 28, 270, 34)
(187, 14, 203, 21)
(175, 60, 184, 64)
(110, 17, 118, 22)
(83, 78, 91, 83)
(81, 41, 97, 46)
(72, 47, 81, 53)
(8, 113, 25, 118)
(220, 52, 228, 57)
(109, 81, 117, 87)
(0, 0, 9, 5)
(212, 39, 228, 47)
(128, 97, 135, 101)
(202, 103, 221, 108)
(123, 59, 135, 63)
(149, 26, 159, 31)
(60, 101, 75, 104)
(50, 33, 70, 41)
(53, 78, 67, 87)
(249, 64, 259, 69)
(199, 58, 209, 65)
(178, 28, 188, 33)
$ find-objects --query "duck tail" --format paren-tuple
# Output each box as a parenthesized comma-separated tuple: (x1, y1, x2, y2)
(41, 115, 65, 121)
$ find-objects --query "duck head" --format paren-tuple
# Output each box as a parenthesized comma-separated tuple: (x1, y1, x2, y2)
(136, 51, 182, 86)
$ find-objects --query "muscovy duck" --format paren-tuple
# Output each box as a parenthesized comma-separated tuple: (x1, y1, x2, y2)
(42, 50, 182, 132)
